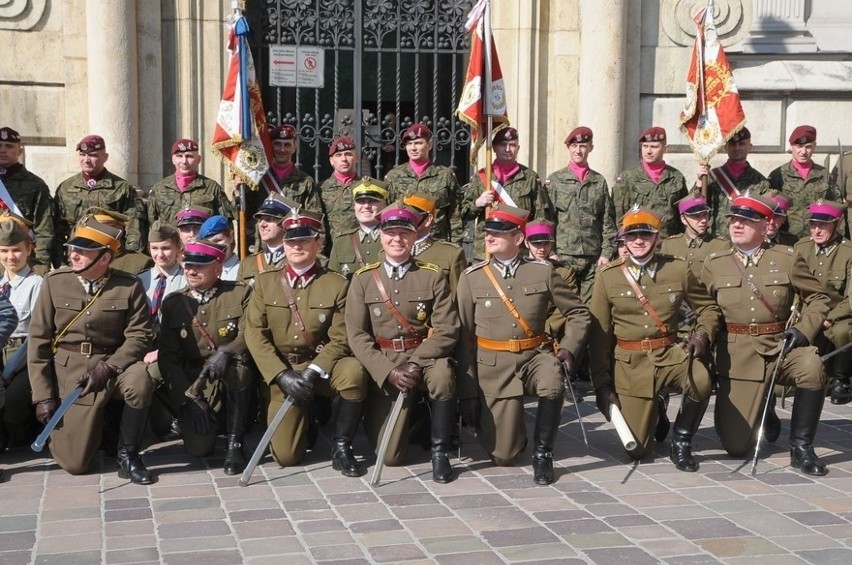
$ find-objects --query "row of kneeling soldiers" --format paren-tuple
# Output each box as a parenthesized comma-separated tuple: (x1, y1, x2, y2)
(0, 188, 846, 485)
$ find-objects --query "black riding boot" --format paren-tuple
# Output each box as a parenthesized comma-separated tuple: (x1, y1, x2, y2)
(331, 399, 365, 477)
(670, 396, 709, 472)
(764, 393, 781, 443)
(117, 406, 155, 485)
(654, 390, 671, 443)
(430, 399, 455, 483)
(790, 388, 828, 476)
(223, 387, 250, 475)
(830, 350, 852, 405)
(532, 396, 564, 485)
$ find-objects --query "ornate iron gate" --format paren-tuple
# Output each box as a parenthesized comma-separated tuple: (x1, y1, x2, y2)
(252, 0, 474, 182)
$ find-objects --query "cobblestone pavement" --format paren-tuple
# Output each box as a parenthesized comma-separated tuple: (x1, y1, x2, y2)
(1, 394, 850, 565)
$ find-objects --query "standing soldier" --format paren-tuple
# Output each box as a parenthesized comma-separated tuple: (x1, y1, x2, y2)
(701, 194, 831, 476)
(460, 127, 553, 260)
(385, 123, 461, 242)
(695, 127, 770, 237)
(28, 218, 155, 483)
(245, 209, 369, 476)
(0, 126, 54, 266)
(545, 127, 616, 301)
(456, 205, 590, 484)
(237, 194, 293, 286)
(346, 203, 459, 483)
(147, 138, 234, 229)
(318, 136, 359, 251)
(768, 125, 843, 239)
(612, 127, 688, 238)
(589, 207, 720, 471)
(793, 201, 852, 405)
(54, 135, 145, 258)
(765, 192, 799, 246)
(327, 178, 387, 278)
(158, 239, 253, 475)
(661, 194, 730, 276)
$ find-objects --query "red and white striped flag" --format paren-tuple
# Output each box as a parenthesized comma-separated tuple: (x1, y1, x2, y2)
(679, 1, 746, 162)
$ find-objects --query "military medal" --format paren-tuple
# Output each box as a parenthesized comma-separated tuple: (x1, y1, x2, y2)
(416, 303, 427, 321)
(219, 327, 229, 337)
(484, 300, 492, 309)
(319, 313, 327, 323)
(180, 328, 188, 339)
(373, 307, 382, 317)
(669, 293, 676, 303)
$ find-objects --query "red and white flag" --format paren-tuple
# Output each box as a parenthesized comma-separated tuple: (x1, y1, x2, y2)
(679, 1, 746, 162)
(456, 0, 509, 159)
(211, 13, 272, 189)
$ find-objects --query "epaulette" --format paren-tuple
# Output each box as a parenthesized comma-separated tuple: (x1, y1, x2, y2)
(434, 240, 463, 251)
(662, 233, 683, 241)
(354, 261, 381, 275)
(765, 244, 795, 256)
(599, 257, 626, 272)
(464, 259, 489, 274)
(322, 269, 348, 281)
(109, 268, 138, 279)
(414, 259, 440, 273)
(705, 247, 734, 261)
(45, 266, 73, 278)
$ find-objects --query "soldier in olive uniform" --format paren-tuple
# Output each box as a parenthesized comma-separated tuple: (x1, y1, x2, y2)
(794, 201, 852, 405)
(403, 192, 468, 298)
(765, 192, 799, 247)
(327, 178, 387, 278)
(460, 127, 554, 260)
(237, 193, 294, 286)
(695, 127, 770, 238)
(545, 127, 617, 302)
(147, 138, 234, 229)
(28, 218, 155, 483)
(318, 136, 359, 253)
(54, 135, 145, 259)
(612, 127, 688, 238)
(245, 209, 369, 476)
(767, 125, 843, 239)
(0, 126, 55, 266)
(175, 205, 212, 245)
(346, 203, 459, 483)
(701, 194, 832, 476)
(456, 205, 590, 484)
(158, 239, 253, 474)
(661, 195, 730, 277)
(589, 207, 720, 471)
(83, 207, 154, 274)
(385, 123, 461, 242)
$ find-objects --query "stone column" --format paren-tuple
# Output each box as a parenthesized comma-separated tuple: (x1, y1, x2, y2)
(578, 0, 628, 184)
(86, 0, 139, 183)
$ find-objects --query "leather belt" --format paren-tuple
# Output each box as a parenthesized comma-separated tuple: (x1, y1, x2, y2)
(477, 334, 549, 353)
(726, 321, 786, 336)
(376, 336, 424, 352)
(56, 342, 116, 356)
(285, 352, 316, 365)
(616, 334, 677, 352)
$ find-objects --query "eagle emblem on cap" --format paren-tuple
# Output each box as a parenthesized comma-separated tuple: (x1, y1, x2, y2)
(80, 143, 89, 152)
(178, 143, 187, 152)
(630, 203, 641, 212)
(0, 131, 7, 141)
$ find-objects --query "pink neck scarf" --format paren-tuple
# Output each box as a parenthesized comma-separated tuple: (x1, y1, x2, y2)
(791, 159, 812, 180)
(408, 159, 431, 177)
(272, 162, 294, 180)
(333, 171, 356, 186)
(642, 160, 666, 184)
(175, 172, 197, 192)
(568, 161, 589, 182)
(492, 160, 520, 184)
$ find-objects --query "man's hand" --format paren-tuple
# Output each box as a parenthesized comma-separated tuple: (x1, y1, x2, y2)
(781, 327, 808, 355)
(697, 163, 710, 178)
(459, 397, 480, 428)
(181, 396, 215, 435)
(596, 255, 610, 267)
(78, 361, 118, 397)
(35, 398, 59, 424)
(685, 330, 710, 358)
(143, 350, 159, 364)
(556, 348, 575, 374)
(474, 190, 495, 208)
(199, 347, 236, 382)
(387, 363, 422, 393)
(595, 384, 621, 422)
(274, 368, 313, 404)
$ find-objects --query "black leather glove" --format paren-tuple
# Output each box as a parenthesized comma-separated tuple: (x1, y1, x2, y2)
(685, 330, 710, 358)
(199, 347, 236, 382)
(78, 360, 118, 397)
(781, 327, 808, 354)
(180, 396, 215, 435)
(556, 348, 575, 374)
(35, 398, 58, 424)
(459, 397, 480, 428)
(387, 364, 420, 393)
(274, 368, 313, 404)
(595, 384, 621, 422)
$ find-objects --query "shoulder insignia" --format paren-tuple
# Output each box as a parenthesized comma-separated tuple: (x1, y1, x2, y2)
(600, 258, 625, 272)
(414, 260, 441, 273)
(354, 261, 381, 275)
(463, 259, 489, 274)
(435, 240, 463, 251)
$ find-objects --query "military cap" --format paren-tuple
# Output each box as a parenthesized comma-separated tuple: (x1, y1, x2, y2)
(352, 177, 389, 201)
(565, 126, 593, 145)
(402, 192, 436, 216)
(183, 239, 227, 265)
(270, 124, 297, 140)
(0, 127, 21, 144)
(198, 215, 232, 239)
(484, 203, 529, 233)
(254, 193, 295, 220)
(175, 205, 213, 227)
(76, 134, 106, 153)
(0, 213, 32, 246)
(808, 200, 845, 222)
(492, 127, 518, 145)
(767, 191, 791, 217)
(638, 126, 666, 143)
(148, 220, 180, 244)
(402, 122, 432, 142)
(621, 205, 662, 234)
(171, 138, 199, 154)
(282, 209, 324, 240)
(66, 217, 121, 254)
(84, 206, 129, 227)
(676, 194, 710, 215)
(379, 203, 423, 232)
(727, 194, 775, 221)
(728, 127, 751, 143)
(328, 135, 356, 156)
(789, 125, 816, 145)
(524, 220, 556, 243)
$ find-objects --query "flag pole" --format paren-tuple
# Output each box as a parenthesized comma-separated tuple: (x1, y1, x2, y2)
(483, 0, 494, 260)
(235, 0, 249, 259)
(697, 1, 710, 198)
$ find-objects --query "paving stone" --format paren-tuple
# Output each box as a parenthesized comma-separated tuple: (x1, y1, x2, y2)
(770, 535, 843, 552)
(41, 508, 101, 522)
(797, 548, 852, 565)
(481, 526, 559, 547)
(159, 536, 237, 554)
(157, 520, 232, 539)
(104, 507, 153, 522)
(0, 531, 36, 551)
(533, 509, 594, 522)
(696, 536, 787, 558)
(231, 519, 295, 539)
(228, 508, 287, 522)
(34, 550, 103, 564)
(326, 492, 379, 506)
(239, 536, 307, 557)
(561, 532, 632, 549)
(162, 550, 244, 565)
(335, 503, 395, 523)
(497, 542, 578, 561)
(104, 547, 160, 563)
(308, 543, 366, 561)
(0, 551, 33, 565)
(37, 519, 102, 537)
(0, 516, 37, 533)
(784, 511, 848, 526)
(637, 538, 703, 558)
(663, 517, 750, 539)
(664, 554, 727, 565)
(152, 497, 221, 512)
(420, 535, 492, 555)
(355, 530, 414, 547)
(154, 507, 227, 524)
(603, 514, 655, 528)
(367, 544, 425, 562)
(434, 552, 507, 564)
(584, 546, 660, 565)
(104, 534, 157, 551)
(548, 519, 614, 536)
(379, 493, 439, 507)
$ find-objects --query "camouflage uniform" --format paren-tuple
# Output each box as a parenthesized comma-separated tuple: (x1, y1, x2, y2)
(318, 175, 358, 249)
(766, 162, 842, 239)
(0, 164, 54, 265)
(701, 164, 770, 238)
(147, 174, 234, 228)
(612, 165, 688, 238)
(385, 164, 461, 242)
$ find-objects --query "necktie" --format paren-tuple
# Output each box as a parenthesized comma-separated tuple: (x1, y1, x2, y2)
(0, 282, 10, 297)
(150, 273, 167, 319)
